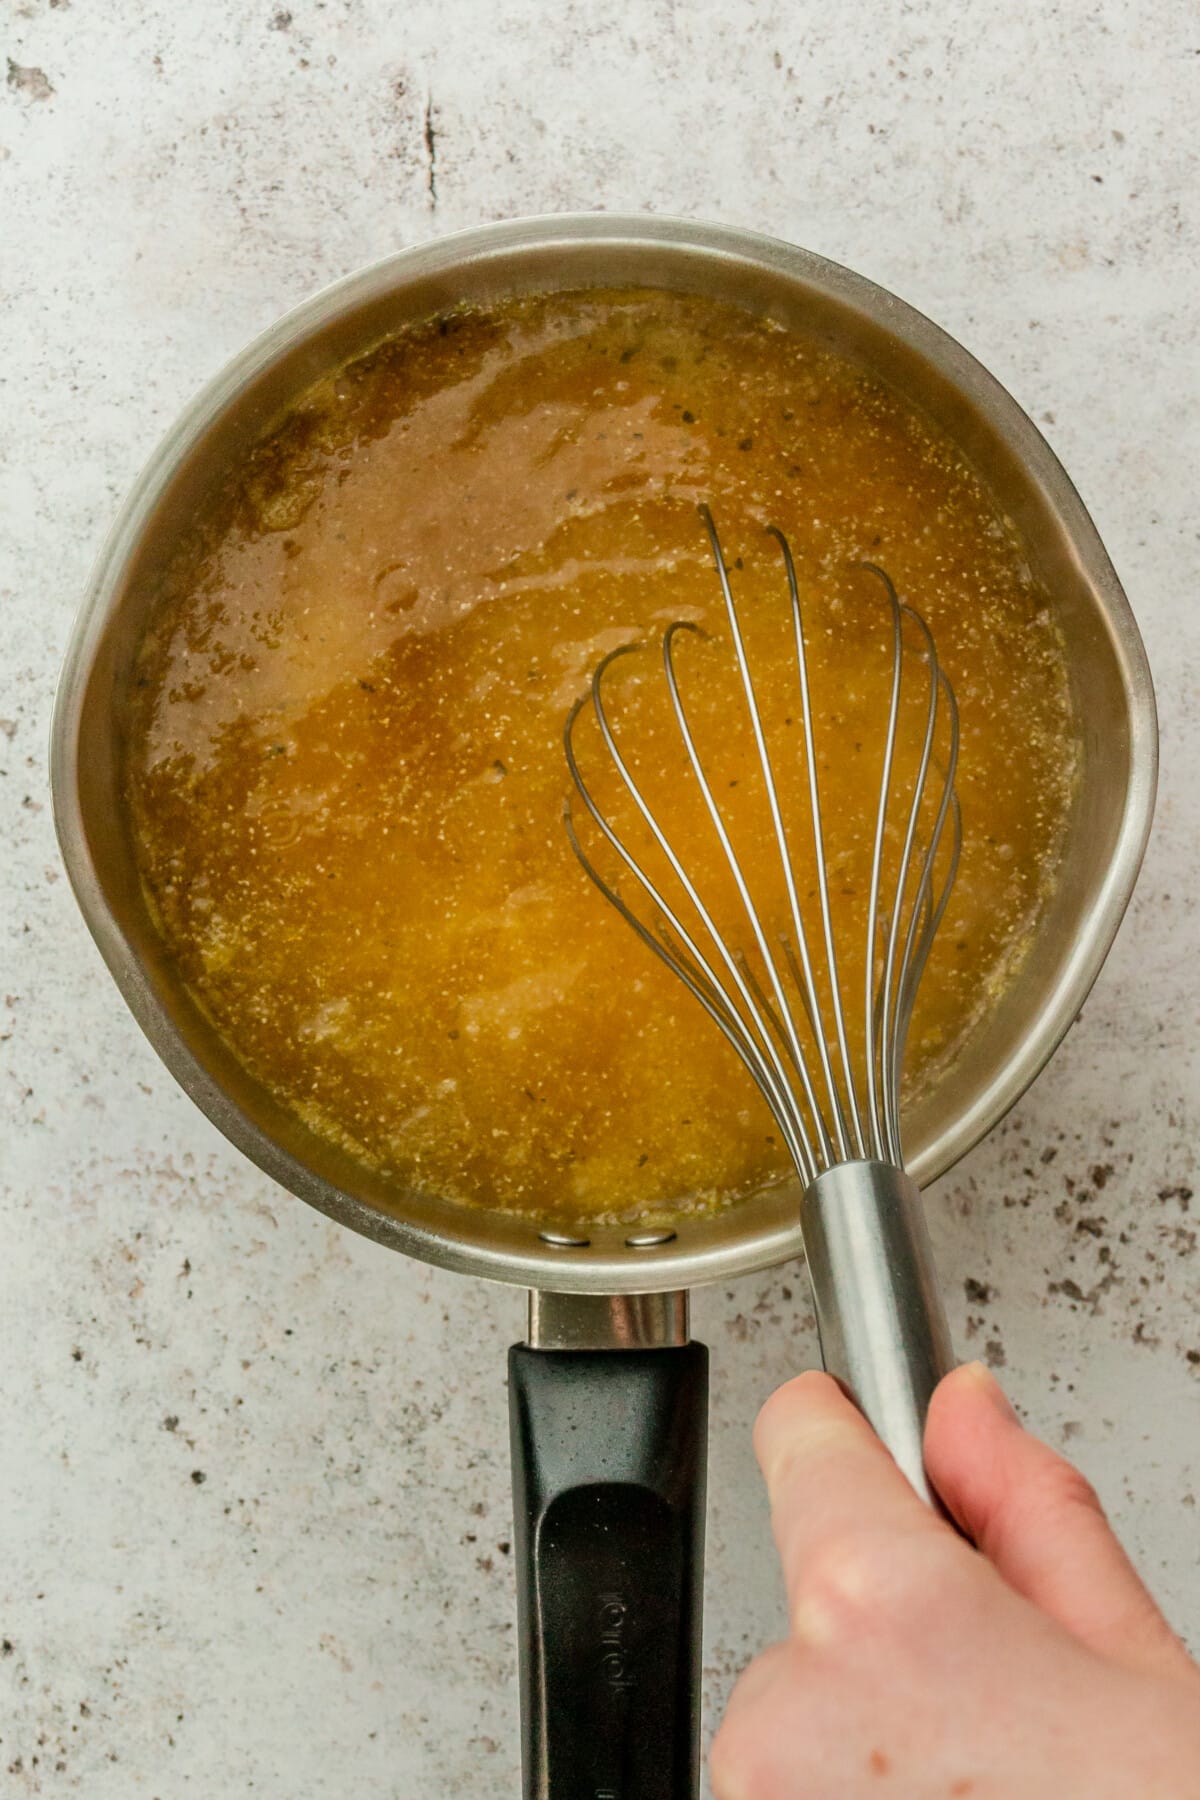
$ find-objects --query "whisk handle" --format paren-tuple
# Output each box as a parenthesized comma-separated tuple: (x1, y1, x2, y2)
(800, 1160, 955, 1506)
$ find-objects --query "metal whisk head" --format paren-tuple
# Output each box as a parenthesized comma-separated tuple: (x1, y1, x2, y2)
(563, 504, 961, 1190)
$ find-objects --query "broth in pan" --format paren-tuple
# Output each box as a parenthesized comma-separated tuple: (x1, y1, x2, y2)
(126, 288, 1077, 1221)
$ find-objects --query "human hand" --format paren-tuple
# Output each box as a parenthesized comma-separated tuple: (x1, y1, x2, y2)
(711, 1363, 1200, 1798)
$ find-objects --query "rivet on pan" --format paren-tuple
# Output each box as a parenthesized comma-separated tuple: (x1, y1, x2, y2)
(624, 1229, 677, 1248)
(538, 1228, 590, 1248)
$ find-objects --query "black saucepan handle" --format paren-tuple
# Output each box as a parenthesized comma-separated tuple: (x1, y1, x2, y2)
(508, 1341, 709, 1800)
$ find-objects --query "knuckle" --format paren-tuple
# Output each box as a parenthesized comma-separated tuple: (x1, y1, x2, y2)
(1037, 1455, 1106, 1521)
(793, 1528, 963, 1646)
(792, 1528, 896, 1640)
(1000, 1443, 1109, 1546)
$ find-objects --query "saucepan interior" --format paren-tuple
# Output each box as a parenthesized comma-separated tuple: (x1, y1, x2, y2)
(50, 214, 1156, 1293)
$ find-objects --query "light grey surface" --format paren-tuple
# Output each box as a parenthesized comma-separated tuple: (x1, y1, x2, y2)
(1, 1, 1197, 1794)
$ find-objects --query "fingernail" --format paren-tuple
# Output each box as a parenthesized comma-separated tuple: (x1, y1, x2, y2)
(958, 1359, 1020, 1422)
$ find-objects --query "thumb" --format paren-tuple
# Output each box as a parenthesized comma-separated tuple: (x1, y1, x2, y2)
(926, 1362, 1192, 1681)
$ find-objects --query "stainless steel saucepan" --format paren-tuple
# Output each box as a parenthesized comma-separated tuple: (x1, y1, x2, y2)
(50, 215, 1157, 1799)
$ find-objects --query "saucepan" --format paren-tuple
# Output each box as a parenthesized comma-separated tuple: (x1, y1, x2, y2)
(50, 214, 1156, 1798)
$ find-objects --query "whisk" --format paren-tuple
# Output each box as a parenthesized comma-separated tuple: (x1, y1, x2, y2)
(564, 505, 960, 1503)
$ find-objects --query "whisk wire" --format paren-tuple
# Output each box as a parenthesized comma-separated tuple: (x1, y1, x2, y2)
(894, 711, 962, 1117)
(767, 521, 862, 1161)
(859, 564, 906, 1163)
(877, 599, 942, 1165)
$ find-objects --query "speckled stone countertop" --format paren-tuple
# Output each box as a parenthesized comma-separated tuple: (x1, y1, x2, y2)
(2, 2, 1197, 1793)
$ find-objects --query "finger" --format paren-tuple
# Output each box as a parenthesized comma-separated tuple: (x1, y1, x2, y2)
(754, 1370, 951, 1637)
(926, 1361, 1192, 1679)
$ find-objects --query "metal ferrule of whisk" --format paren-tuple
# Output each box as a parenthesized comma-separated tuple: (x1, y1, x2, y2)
(565, 504, 962, 1505)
